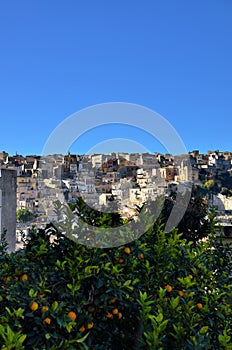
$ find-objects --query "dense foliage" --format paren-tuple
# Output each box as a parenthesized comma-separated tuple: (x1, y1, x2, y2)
(161, 185, 211, 242)
(202, 171, 232, 197)
(0, 210, 231, 349)
(16, 209, 34, 224)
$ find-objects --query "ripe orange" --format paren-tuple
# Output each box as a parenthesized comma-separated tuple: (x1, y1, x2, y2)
(106, 312, 113, 319)
(165, 284, 172, 292)
(112, 308, 119, 315)
(124, 247, 131, 254)
(178, 291, 184, 297)
(68, 311, 77, 321)
(30, 301, 39, 312)
(111, 298, 117, 303)
(87, 322, 94, 329)
(41, 306, 49, 313)
(118, 312, 122, 319)
(44, 317, 51, 325)
(118, 258, 124, 264)
(189, 274, 193, 279)
(20, 274, 28, 282)
(79, 325, 85, 333)
(139, 253, 144, 259)
(197, 303, 203, 309)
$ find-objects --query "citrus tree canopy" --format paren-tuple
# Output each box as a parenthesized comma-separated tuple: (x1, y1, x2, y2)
(0, 211, 231, 349)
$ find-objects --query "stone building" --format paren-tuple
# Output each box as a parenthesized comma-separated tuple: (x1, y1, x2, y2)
(0, 168, 17, 251)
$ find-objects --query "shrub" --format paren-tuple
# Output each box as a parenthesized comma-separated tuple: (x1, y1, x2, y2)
(0, 214, 231, 349)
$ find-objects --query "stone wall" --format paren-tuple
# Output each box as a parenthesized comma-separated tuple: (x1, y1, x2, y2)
(0, 168, 17, 252)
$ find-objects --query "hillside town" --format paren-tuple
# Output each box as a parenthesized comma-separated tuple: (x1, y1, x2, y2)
(1, 149, 232, 250)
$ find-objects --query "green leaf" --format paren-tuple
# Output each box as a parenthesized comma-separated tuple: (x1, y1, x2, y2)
(96, 279, 104, 288)
(158, 319, 169, 332)
(170, 296, 180, 309)
(199, 326, 209, 334)
(76, 332, 90, 343)
(51, 301, 59, 311)
(155, 313, 163, 323)
(123, 280, 131, 287)
(19, 333, 27, 344)
(29, 288, 37, 298)
(216, 312, 225, 320)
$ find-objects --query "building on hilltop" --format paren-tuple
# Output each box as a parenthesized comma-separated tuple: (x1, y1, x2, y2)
(0, 168, 17, 251)
(0, 151, 8, 164)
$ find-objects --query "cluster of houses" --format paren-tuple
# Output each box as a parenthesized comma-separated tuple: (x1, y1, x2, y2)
(1, 149, 232, 248)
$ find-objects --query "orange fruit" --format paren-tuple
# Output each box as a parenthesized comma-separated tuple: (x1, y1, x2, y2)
(178, 291, 184, 297)
(68, 311, 77, 321)
(20, 274, 28, 282)
(165, 285, 172, 292)
(111, 298, 117, 303)
(112, 308, 119, 315)
(79, 325, 85, 333)
(30, 301, 39, 312)
(41, 306, 49, 313)
(87, 322, 94, 329)
(44, 317, 51, 325)
(124, 247, 131, 254)
(139, 253, 144, 259)
(106, 312, 113, 319)
(189, 274, 193, 279)
(197, 303, 203, 309)
(118, 258, 124, 264)
(118, 312, 122, 319)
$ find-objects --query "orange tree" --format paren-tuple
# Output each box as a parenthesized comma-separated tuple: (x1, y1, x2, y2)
(0, 211, 231, 349)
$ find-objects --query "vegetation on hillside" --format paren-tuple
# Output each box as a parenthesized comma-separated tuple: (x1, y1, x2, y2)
(201, 170, 232, 197)
(16, 209, 34, 224)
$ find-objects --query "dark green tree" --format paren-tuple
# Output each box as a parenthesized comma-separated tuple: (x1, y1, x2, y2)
(68, 197, 124, 228)
(16, 208, 34, 223)
(160, 185, 212, 242)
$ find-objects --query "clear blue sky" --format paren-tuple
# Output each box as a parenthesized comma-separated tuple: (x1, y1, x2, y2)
(0, 0, 231, 156)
